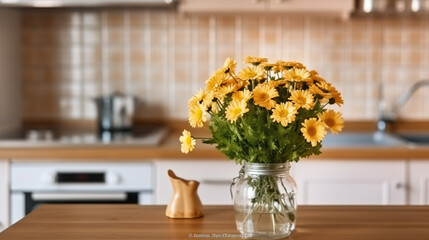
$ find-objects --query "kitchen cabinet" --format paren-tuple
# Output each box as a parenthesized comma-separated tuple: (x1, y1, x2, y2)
(409, 160, 429, 205)
(178, 0, 353, 19)
(0, 9, 21, 137)
(293, 160, 407, 205)
(154, 160, 241, 205)
(0, 160, 9, 232)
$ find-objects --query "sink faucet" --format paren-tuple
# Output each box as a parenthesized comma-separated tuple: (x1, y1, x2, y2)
(377, 79, 429, 133)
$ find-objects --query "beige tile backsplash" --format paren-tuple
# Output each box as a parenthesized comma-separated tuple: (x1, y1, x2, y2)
(21, 9, 429, 122)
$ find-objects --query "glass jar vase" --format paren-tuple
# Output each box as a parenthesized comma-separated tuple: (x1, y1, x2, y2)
(231, 162, 297, 239)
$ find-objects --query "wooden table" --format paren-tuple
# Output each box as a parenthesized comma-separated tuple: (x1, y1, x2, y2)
(1, 205, 429, 240)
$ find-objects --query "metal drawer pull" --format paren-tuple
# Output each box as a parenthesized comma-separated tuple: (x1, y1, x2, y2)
(32, 192, 127, 201)
(201, 180, 232, 185)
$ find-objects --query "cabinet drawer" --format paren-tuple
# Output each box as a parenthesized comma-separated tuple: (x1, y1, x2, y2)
(155, 160, 241, 205)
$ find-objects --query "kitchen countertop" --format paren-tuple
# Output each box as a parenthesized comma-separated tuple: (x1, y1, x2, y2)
(1, 120, 429, 160)
(1, 204, 429, 240)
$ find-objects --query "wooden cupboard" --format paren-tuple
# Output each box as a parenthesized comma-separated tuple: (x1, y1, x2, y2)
(179, 0, 353, 19)
(293, 160, 407, 205)
(156, 159, 410, 205)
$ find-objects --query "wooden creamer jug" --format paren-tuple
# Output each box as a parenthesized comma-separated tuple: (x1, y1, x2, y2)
(165, 170, 204, 218)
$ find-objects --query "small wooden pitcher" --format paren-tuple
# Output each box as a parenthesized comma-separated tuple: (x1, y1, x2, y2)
(165, 170, 204, 218)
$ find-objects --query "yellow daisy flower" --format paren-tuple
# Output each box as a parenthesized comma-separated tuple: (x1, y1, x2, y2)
(179, 130, 196, 154)
(238, 66, 265, 81)
(189, 103, 207, 128)
(244, 56, 268, 66)
(308, 84, 324, 96)
(289, 90, 314, 110)
(209, 101, 219, 114)
(283, 68, 311, 82)
(276, 60, 305, 69)
(268, 80, 289, 88)
(301, 118, 327, 147)
(223, 57, 237, 74)
(260, 62, 276, 71)
(215, 84, 235, 102)
(253, 84, 279, 110)
(309, 69, 319, 77)
(188, 89, 214, 109)
(316, 81, 333, 93)
(206, 69, 227, 92)
(188, 89, 205, 108)
(318, 109, 344, 134)
(312, 75, 327, 85)
(270, 102, 298, 127)
(232, 89, 253, 102)
(328, 89, 344, 107)
(225, 100, 249, 123)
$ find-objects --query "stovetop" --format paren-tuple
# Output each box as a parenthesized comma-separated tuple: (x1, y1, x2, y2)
(0, 125, 169, 147)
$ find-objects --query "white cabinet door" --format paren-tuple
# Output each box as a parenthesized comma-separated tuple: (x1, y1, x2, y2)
(179, 0, 268, 13)
(155, 160, 241, 205)
(0, 160, 9, 231)
(409, 160, 429, 205)
(269, 0, 353, 18)
(293, 160, 407, 205)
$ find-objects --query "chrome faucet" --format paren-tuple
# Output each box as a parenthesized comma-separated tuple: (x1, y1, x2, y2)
(377, 79, 429, 133)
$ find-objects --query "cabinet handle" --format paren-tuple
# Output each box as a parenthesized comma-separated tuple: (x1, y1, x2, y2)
(395, 182, 406, 189)
(201, 180, 232, 185)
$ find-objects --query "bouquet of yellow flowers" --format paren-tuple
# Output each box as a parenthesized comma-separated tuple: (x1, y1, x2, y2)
(180, 56, 344, 163)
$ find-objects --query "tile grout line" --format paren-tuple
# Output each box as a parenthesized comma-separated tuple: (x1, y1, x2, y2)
(144, 11, 152, 102)
(101, 11, 109, 95)
(123, 10, 131, 95)
(167, 12, 175, 118)
(234, 16, 242, 64)
(258, 16, 265, 57)
(190, 15, 198, 94)
(365, 18, 372, 119)
(208, 16, 216, 74)
(79, 11, 84, 119)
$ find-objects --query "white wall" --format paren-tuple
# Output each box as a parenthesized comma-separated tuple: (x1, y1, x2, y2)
(0, 9, 21, 137)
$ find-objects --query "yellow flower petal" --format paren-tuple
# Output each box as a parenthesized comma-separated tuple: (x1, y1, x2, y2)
(289, 90, 315, 110)
(270, 102, 298, 127)
(301, 118, 327, 147)
(252, 84, 279, 110)
(283, 68, 311, 82)
(188, 103, 207, 128)
(179, 130, 196, 154)
(225, 100, 249, 123)
(318, 109, 344, 134)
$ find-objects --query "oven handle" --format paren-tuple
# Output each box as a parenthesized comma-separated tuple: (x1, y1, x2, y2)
(31, 192, 127, 201)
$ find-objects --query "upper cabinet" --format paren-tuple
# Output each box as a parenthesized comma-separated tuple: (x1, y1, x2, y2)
(178, 0, 354, 19)
(179, 0, 268, 13)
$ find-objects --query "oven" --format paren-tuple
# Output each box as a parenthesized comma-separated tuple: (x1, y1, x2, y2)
(10, 162, 153, 224)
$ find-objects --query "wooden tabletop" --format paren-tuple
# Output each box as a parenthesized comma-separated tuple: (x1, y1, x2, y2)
(1, 205, 429, 240)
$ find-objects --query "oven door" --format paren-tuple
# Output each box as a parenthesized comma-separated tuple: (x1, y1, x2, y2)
(25, 192, 139, 214)
(10, 191, 139, 224)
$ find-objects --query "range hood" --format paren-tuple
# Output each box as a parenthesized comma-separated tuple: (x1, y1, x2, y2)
(353, 0, 429, 17)
(0, 0, 176, 8)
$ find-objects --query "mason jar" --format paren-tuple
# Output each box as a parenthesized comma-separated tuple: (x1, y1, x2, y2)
(231, 162, 297, 239)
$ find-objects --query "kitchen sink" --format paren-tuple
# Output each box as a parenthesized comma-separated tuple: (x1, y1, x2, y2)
(395, 133, 429, 145)
(323, 132, 407, 147)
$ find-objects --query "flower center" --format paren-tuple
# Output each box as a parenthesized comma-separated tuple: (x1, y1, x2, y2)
(307, 126, 316, 136)
(259, 93, 269, 102)
(185, 136, 192, 145)
(232, 108, 242, 116)
(325, 118, 335, 128)
(297, 96, 307, 105)
(196, 109, 203, 119)
(279, 109, 288, 117)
